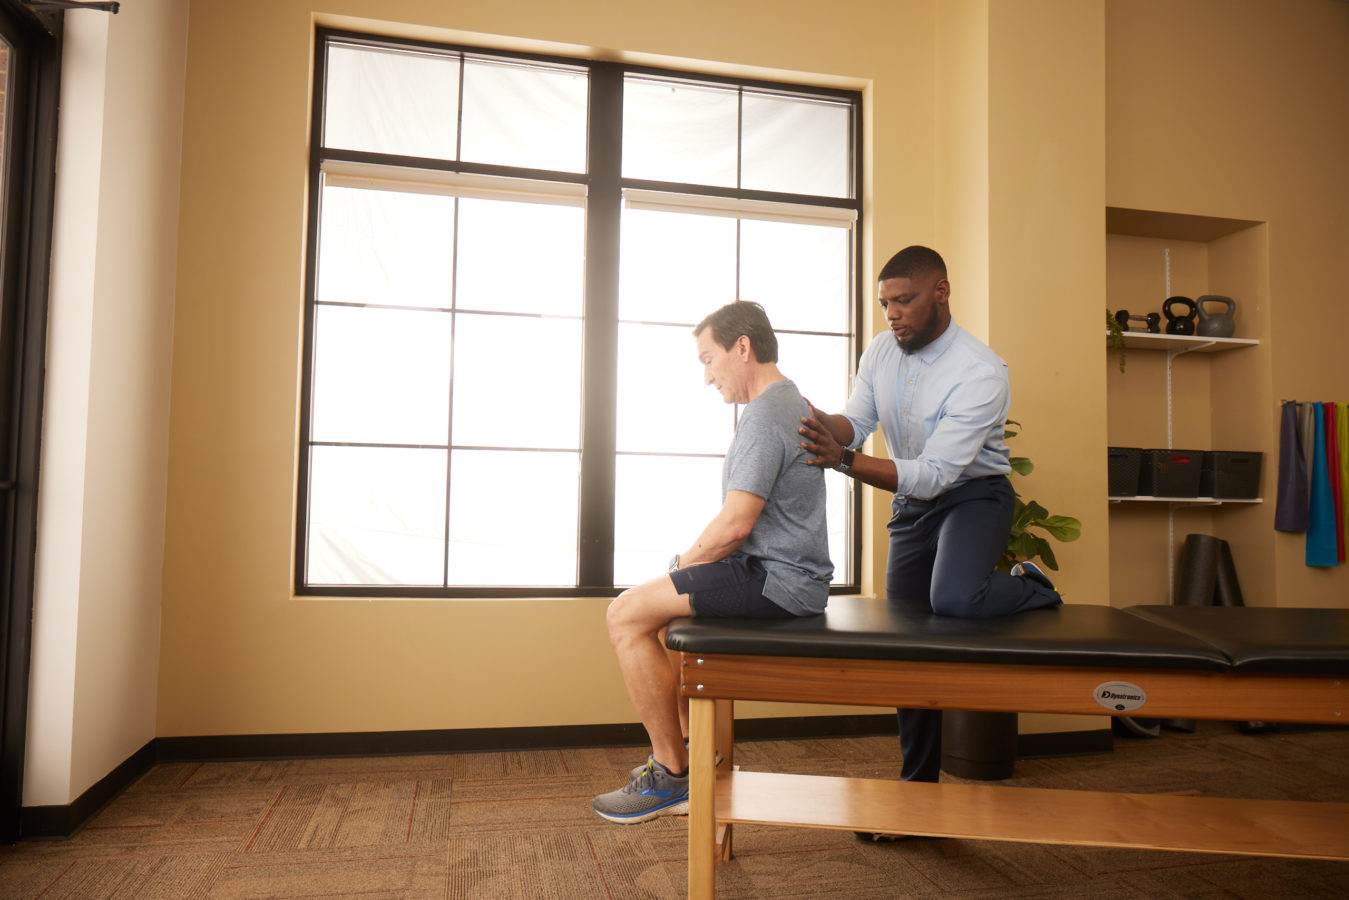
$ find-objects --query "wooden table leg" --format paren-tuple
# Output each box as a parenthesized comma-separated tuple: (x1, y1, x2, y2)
(713, 699, 734, 864)
(688, 697, 717, 899)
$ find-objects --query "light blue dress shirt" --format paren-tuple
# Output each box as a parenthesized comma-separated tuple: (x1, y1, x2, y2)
(843, 321, 1011, 502)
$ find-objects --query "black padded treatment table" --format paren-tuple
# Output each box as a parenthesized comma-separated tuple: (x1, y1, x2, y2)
(665, 599, 1349, 899)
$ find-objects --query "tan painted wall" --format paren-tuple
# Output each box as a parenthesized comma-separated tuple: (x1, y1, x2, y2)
(934, 0, 990, 344)
(1105, 0, 1349, 608)
(148, 0, 1347, 750)
(987, 0, 1108, 612)
(158, 0, 938, 738)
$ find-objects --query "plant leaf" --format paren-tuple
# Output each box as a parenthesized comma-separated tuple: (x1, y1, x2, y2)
(1007, 533, 1041, 559)
(1037, 515, 1082, 542)
(1020, 499, 1048, 524)
(1008, 456, 1034, 476)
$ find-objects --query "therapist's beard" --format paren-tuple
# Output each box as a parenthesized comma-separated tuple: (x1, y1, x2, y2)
(895, 318, 942, 352)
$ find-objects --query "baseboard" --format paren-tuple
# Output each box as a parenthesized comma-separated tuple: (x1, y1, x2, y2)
(154, 722, 655, 761)
(19, 718, 1110, 840)
(20, 739, 156, 840)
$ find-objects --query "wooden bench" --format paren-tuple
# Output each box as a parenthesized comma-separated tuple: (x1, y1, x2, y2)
(666, 600, 1349, 899)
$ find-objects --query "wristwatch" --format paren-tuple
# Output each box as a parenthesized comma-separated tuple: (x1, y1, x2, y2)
(836, 447, 855, 473)
(668, 554, 681, 573)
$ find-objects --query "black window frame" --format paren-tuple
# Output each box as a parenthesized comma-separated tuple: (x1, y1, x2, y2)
(297, 27, 863, 598)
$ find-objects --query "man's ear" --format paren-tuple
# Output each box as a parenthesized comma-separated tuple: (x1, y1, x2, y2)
(736, 334, 753, 360)
(934, 277, 951, 305)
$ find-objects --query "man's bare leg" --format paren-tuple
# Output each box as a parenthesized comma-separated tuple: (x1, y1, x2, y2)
(607, 574, 694, 774)
(654, 627, 691, 741)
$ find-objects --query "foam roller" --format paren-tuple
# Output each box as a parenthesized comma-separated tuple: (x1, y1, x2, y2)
(1175, 533, 1222, 607)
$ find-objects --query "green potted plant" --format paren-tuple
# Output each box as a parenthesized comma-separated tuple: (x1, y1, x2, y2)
(1107, 307, 1126, 372)
(996, 419, 1083, 574)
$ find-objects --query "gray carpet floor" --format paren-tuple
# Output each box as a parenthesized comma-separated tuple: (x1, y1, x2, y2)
(1, 721, 1346, 898)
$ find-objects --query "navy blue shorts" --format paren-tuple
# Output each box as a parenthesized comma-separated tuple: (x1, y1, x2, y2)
(669, 554, 794, 619)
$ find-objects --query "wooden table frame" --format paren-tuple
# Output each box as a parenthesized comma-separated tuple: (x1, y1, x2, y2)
(681, 651, 1349, 899)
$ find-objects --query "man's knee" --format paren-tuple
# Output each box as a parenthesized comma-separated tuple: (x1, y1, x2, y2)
(928, 588, 969, 617)
(606, 589, 638, 643)
(929, 576, 998, 618)
(606, 585, 664, 643)
(927, 564, 991, 616)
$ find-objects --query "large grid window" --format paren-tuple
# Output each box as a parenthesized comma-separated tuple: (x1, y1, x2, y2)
(299, 30, 862, 596)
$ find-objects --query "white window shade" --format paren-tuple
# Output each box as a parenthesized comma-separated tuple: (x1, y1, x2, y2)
(622, 188, 856, 228)
(322, 159, 587, 207)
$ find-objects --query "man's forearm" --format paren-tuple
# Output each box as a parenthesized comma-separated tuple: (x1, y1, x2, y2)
(676, 490, 765, 570)
(842, 451, 898, 493)
(678, 519, 749, 569)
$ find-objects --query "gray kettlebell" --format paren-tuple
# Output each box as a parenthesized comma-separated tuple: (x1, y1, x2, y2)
(1195, 295, 1236, 338)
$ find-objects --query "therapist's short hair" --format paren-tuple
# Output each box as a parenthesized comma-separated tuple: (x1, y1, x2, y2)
(878, 245, 947, 282)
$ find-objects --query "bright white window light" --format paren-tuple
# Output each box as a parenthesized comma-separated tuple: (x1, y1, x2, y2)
(305, 37, 859, 592)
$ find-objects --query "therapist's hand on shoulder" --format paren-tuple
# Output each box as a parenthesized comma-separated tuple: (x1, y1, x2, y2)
(798, 411, 843, 469)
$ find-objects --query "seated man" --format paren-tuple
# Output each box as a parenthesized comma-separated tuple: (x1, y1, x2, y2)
(593, 300, 833, 825)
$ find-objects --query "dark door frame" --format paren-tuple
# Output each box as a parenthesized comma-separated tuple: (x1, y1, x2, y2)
(0, 0, 61, 844)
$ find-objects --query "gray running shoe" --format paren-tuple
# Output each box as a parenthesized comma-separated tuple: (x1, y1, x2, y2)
(1011, 560, 1055, 590)
(594, 757, 689, 824)
(627, 741, 720, 780)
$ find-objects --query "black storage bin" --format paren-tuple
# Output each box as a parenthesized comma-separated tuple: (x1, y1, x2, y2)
(1107, 447, 1142, 496)
(1200, 451, 1263, 499)
(1139, 449, 1203, 497)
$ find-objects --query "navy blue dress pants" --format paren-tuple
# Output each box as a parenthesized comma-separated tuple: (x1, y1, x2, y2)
(884, 475, 1062, 782)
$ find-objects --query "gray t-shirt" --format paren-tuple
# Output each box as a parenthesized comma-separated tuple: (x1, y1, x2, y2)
(723, 379, 833, 614)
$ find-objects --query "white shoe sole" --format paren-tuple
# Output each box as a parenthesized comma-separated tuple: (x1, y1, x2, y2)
(593, 798, 689, 824)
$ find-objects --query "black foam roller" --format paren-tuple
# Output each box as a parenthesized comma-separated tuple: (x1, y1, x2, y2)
(1214, 540, 1245, 608)
(1175, 533, 1221, 607)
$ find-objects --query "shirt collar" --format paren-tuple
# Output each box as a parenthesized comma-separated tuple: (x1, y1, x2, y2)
(904, 320, 961, 366)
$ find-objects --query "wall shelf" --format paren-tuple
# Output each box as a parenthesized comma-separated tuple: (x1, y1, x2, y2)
(1106, 332, 1259, 352)
(1108, 496, 1263, 506)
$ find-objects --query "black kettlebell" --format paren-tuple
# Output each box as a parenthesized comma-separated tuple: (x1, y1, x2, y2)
(1163, 296, 1197, 335)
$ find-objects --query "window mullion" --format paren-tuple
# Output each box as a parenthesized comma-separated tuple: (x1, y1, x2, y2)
(576, 62, 623, 590)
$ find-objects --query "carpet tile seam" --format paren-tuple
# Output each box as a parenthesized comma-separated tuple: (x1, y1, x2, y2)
(584, 830, 615, 900)
(243, 786, 288, 852)
(32, 860, 76, 899)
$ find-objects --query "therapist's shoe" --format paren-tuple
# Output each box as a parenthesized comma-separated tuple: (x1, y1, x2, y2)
(593, 757, 689, 824)
(1011, 560, 1055, 591)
